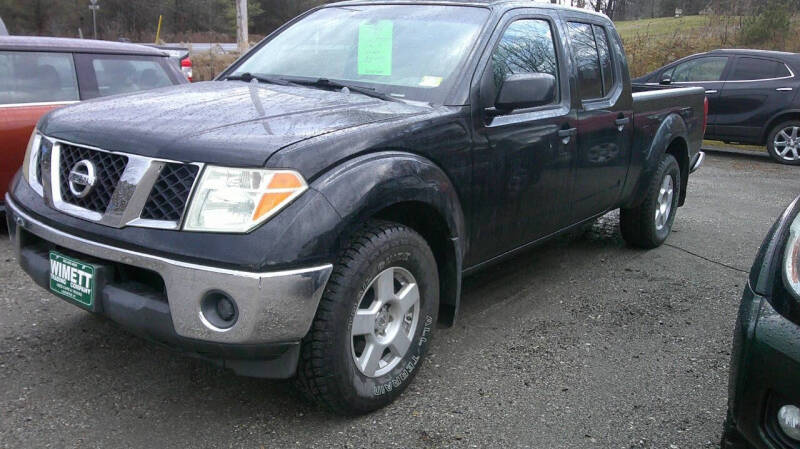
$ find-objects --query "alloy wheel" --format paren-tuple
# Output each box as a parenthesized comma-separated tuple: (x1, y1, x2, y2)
(350, 267, 420, 377)
(774, 126, 800, 162)
(655, 174, 674, 231)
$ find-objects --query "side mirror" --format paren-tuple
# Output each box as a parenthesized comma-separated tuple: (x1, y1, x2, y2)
(495, 73, 556, 111)
(659, 74, 672, 85)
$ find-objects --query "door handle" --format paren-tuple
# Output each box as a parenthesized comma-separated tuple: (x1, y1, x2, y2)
(558, 127, 577, 144)
(615, 117, 630, 132)
(777, 87, 794, 92)
(705, 90, 718, 94)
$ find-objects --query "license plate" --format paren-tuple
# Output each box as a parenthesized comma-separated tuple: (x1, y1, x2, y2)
(49, 251, 95, 308)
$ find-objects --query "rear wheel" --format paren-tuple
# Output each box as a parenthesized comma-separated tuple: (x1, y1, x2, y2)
(767, 121, 800, 165)
(296, 220, 438, 415)
(620, 153, 681, 249)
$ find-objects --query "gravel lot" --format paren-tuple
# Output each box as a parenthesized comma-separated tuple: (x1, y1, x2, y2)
(1, 150, 798, 448)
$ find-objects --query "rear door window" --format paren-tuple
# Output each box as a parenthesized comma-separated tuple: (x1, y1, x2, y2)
(593, 25, 615, 96)
(76, 54, 176, 99)
(668, 56, 728, 82)
(729, 57, 792, 81)
(0, 51, 79, 105)
(566, 22, 602, 100)
(566, 22, 616, 101)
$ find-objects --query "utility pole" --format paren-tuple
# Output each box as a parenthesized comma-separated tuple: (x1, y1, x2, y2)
(88, 0, 99, 39)
(235, 0, 249, 52)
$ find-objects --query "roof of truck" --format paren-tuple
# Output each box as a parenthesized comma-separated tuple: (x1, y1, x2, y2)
(326, 0, 608, 19)
(0, 36, 167, 56)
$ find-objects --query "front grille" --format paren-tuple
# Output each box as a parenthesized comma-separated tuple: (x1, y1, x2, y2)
(59, 144, 128, 213)
(140, 163, 199, 222)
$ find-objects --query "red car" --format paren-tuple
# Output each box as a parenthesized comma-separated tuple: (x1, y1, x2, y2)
(0, 36, 187, 212)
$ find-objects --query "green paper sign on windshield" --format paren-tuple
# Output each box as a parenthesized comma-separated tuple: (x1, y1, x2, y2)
(358, 21, 393, 76)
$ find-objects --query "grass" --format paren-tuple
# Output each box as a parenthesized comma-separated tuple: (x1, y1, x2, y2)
(617, 15, 800, 77)
(615, 15, 712, 39)
(703, 140, 765, 153)
(191, 50, 241, 81)
(617, 15, 746, 77)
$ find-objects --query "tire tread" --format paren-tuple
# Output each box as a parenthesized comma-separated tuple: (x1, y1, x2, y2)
(620, 154, 680, 249)
(296, 220, 434, 415)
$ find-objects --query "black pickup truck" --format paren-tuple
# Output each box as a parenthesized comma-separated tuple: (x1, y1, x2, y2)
(5, 1, 706, 414)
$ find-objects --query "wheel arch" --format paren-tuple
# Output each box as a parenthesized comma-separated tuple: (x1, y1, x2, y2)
(313, 151, 467, 328)
(761, 110, 800, 145)
(665, 136, 689, 207)
(625, 112, 690, 208)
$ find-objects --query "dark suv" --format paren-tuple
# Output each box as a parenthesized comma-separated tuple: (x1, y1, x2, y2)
(634, 49, 800, 165)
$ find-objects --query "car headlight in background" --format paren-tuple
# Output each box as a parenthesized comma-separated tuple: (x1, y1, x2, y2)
(785, 211, 800, 300)
(184, 167, 307, 233)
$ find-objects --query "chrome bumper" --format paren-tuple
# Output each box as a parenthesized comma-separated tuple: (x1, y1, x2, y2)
(6, 195, 332, 345)
(690, 151, 705, 173)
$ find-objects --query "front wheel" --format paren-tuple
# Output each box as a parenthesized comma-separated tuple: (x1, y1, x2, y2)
(767, 121, 800, 165)
(296, 220, 439, 415)
(620, 153, 681, 249)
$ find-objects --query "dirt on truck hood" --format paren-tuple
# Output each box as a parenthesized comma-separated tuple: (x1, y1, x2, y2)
(39, 81, 428, 167)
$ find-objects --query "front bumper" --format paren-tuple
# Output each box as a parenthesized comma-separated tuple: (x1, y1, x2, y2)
(6, 194, 332, 360)
(690, 151, 705, 173)
(727, 283, 800, 448)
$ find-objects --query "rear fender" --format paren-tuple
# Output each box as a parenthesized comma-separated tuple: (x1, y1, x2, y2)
(761, 109, 800, 145)
(625, 113, 689, 208)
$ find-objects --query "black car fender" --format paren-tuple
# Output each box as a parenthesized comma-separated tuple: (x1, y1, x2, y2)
(625, 112, 691, 209)
(312, 150, 467, 327)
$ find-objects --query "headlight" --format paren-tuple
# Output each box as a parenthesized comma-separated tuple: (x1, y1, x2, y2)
(22, 129, 44, 196)
(22, 129, 42, 185)
(785, 211, 800, 300)
(184, 166, 308, 233)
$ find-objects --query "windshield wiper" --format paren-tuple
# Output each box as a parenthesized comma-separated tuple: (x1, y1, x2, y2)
(291, 78, 404, 103)
(225, 72, 294, 86)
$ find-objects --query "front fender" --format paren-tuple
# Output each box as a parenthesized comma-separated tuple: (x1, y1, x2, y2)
(313, 151, 466, 253)
(624, 112, 689, 208)
(312, 151, 467, 326)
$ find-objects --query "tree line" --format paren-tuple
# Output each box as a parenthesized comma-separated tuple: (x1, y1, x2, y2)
(0, 0, 338, 42)
(1, 0, 797, 42)
(554, 0, 797, 20)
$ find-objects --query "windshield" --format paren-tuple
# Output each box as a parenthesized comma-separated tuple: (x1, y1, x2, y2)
(229, 5, 489, 104)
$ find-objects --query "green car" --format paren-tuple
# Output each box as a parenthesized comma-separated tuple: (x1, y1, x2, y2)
(723, 195, 800, 448)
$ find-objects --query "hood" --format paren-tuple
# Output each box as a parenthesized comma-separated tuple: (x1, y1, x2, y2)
(40, 81, 428, 166)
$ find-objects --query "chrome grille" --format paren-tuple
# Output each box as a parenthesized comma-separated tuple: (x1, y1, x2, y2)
(58, 144, 128, 213)
(33, 136, 204, 230)
(140, 163, 199, 222)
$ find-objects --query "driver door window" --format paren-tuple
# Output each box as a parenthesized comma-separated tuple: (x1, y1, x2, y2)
(490, 19, 559, 103)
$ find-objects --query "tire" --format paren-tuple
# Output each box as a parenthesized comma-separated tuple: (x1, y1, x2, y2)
(296, 220, 439, 415)
(767, 121, 800, 165)
(620, 153, 681, 249)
